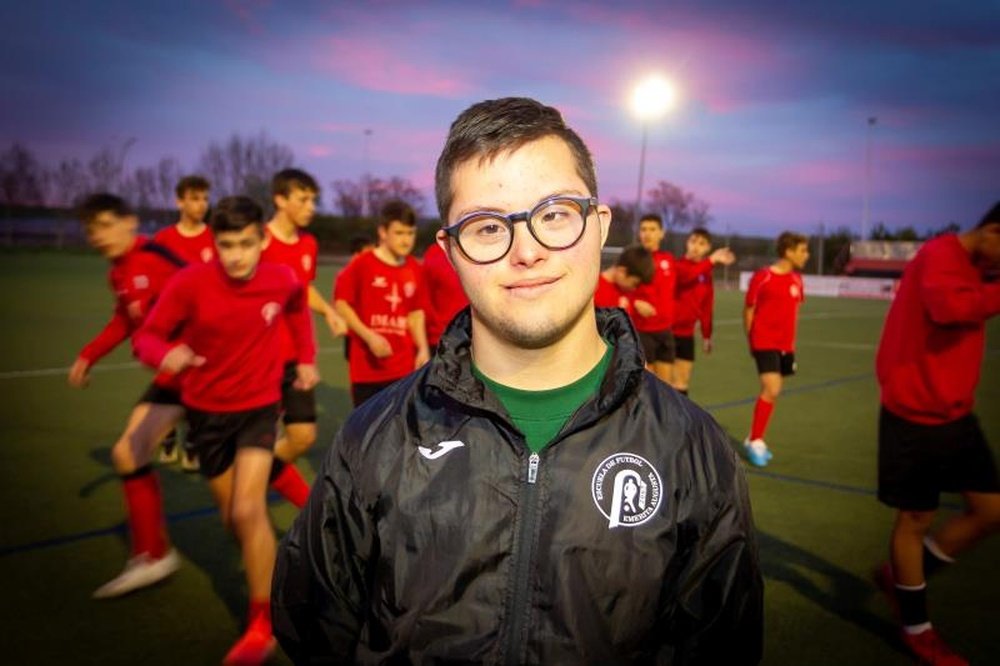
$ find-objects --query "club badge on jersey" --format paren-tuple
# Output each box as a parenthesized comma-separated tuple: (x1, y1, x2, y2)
(591, 453, 663, 529)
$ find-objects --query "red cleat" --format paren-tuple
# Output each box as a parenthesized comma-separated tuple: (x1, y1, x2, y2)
(900, 627, 968, 666)
(222, 628, 275, 665)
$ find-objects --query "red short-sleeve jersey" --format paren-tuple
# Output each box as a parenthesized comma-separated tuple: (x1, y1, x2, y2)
(745, 267, 804, 352)
(629, 250, 676, 332)
(262, 227, 319, 361)
(153, 224, 215, 265)
(334, 250, 425, 384)
(421, 242, 468, 346)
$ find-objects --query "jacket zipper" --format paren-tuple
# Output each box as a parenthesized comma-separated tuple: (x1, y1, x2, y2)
(504, 451, 541, 665)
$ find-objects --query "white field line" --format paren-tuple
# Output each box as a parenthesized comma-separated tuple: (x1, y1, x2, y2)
(0, 346, 343, 380)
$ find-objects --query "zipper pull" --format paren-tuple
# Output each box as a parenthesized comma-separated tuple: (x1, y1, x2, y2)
(527, 452, 539, 484)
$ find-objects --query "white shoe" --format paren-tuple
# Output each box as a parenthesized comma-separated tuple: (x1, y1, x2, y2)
(92, 549, 180, 599)
(180, 448, 200, 473)
(158, 445, 179, 464)
(743, 437, 773, 465)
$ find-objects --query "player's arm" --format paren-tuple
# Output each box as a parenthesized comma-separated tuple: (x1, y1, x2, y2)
(273, 430, 375, 662)
(407, 309, 430, 368)
(660, 422, 763, 664)
(920, 258, 1000, 324)
(133, 276, 203, 374)
(702, 279, 715, 353)
(288, 284, 319, 390)
(632, 298, 656, 318)
(70, 307, 133, 387)
(334, 299, 392, 358)
(307, 284, 347, 337)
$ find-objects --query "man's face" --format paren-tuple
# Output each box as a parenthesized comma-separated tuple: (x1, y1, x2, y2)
(685, 234, 711, 260)
(215, 225, 264, 279)
(975, 222, 1000, 268)
(275, 186, 317, 228)
(785, 242, 810, 270)
(378, 220, 416, 260)
(85, 212, 137, 259)
(638, 220, 664, 253)
(439, 135, 611, 350)
(176, 189, 209, 224)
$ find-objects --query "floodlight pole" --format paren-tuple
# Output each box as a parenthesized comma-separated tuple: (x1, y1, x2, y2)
(634, 122, 648, 235)
(362, 128, 373, 218)
(861, 116, 876, 240)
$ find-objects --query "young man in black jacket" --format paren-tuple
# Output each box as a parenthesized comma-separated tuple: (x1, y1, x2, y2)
(272, 97, 764, 665)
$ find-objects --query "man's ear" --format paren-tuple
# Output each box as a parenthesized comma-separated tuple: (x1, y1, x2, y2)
(597, 204, 612, 247)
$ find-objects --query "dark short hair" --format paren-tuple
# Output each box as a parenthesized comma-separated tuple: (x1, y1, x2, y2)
(175, 175, 210, 199)
(272, 168, 319, 197)
(76, 193, 133, 225)
(689, 226, 712, 243)
(977, 201, 1000, 228)
(210, 196, 264, 234)
(616, 244, 655, 284)
(435, 97, 597, 222)
(380, 200, 416, 228)
(639, 214, 663, 229)
(776, 231, 808, 258)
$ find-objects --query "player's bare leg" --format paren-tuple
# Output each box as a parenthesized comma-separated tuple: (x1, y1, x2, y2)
(648, 361, 674, 387)
(275, 422, 315, 461)
(673, 359, 693, 394)
(930, 491, 1000, 558)
(211, 448, 278, 665)
(94, 403, 184, 599)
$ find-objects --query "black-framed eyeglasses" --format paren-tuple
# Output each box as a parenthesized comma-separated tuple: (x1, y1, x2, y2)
(441, 195, 599, 264)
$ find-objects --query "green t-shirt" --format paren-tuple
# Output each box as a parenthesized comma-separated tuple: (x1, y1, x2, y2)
(472, 342, 613, 453)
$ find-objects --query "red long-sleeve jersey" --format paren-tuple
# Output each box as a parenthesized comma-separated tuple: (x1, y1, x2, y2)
(78, 236, 184, 365)
(594, 274, 630, 311)
(153, 224, 215, 265)
(629, 250, 676, 332)
(262, 227, 319, 362)
(673, 257, 714, 339)
(745, 267, 804, 352)
(421, 242, 469, 346)
(876, 234, 1000, 424)
(134, 261, 315, 413)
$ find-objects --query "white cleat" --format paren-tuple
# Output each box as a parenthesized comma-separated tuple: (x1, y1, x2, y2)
(180, 448, 200, 473)
(92, 549, 180, 599)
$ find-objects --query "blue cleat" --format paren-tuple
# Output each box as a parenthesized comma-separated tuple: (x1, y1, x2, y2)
(743, 438, 770, 467)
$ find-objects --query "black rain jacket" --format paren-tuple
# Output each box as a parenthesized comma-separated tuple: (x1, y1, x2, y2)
(273, 308, 763, 665)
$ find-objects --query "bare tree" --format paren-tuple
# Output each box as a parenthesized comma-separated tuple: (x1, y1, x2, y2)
(155, 157, 183, 209)
(197, 131, 294, 200)
(644, 180, 712, 231)
(0, 143, 46, 207)
(86, 139, 135, 193)
(366, 176, 426, 217)
(48, 158, 89, 208)
(331, 178, 364, 217)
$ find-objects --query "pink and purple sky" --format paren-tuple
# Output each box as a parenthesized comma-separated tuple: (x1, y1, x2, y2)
(2, 0, 997, 235)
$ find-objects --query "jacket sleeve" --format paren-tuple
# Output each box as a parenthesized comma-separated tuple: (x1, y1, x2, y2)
(272, 428, 376, 663)
(919, 252, 1000, 325)
(663, 419, 764, 665)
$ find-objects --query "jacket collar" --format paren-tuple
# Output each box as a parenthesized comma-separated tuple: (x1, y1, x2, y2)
(425, 307, 646, 431)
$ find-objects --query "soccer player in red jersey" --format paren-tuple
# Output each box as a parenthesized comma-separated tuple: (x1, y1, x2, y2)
(152, 174, 213, 469)
(153, 175, 214, 265)
(594, 244, 654, 311)
(334, 200, 430, 406)
(672, 228, 735, 396)
(742, 231, 808, 466)
(135, 196, 318, 665)
(631, 214, 678, 385)
(421, 238, 469, 354)
(872, 203, 1000, 666)
(261, 169, 345, 490)
(68, 194, 186, 598)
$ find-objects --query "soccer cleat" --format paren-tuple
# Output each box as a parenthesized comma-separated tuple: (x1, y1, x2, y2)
(742, 438, 770, 467)
(180, 448, 200, 473)
(92, 548, 180, 599)
(900, 627, 968, 666)
(223, 628, 276, 665)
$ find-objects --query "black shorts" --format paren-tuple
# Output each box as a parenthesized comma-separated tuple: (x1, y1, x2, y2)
(281, 361, 317, 424)
(185, 403, 279, 479)
(137, 382, 182, 406)
(675, 335, 695, 362)
(878, 407, 1000, 511)
(638, 330, 676, 364)
(351, 380, 395, 407)
(753, 350, 796, 376)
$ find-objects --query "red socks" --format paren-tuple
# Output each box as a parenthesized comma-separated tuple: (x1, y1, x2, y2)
(248, 598, 272, 635)
(121, 466, 168, 559)
(750, 397, 775, 441)
(269, 459, 310, 508)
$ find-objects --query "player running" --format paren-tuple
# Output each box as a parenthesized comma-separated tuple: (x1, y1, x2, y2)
(135, 195, 318, 665)
(69, 193, 186, 598)
(742, 231, 808, 466)
(873, 203, 1000, 666)
(672, 228, 735, 396)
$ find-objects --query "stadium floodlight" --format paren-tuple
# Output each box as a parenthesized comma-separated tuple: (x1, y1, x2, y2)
(630, 75, 678, 232)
